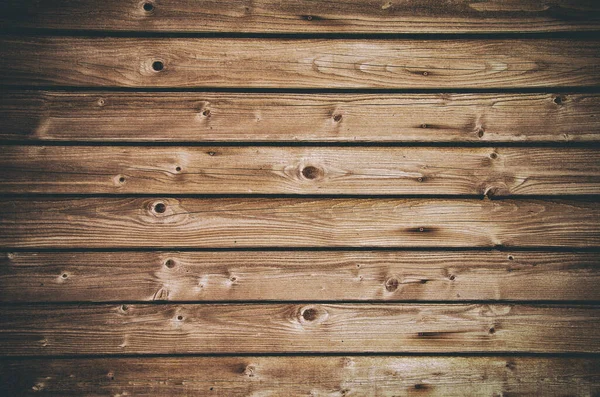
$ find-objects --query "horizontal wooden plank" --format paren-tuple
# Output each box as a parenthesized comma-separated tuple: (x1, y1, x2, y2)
(1, 198, 598, 248)
(1, 304, 598, 354)
(2, 0, 600, 34)
(1, 356, 599, 396)
(2, 251, 598, 302)
(1, 38, 599, 88)
(3, 92, 599, 142)
(2, 146, 600, 196)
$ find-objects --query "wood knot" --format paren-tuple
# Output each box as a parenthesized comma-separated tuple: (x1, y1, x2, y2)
(476, 127, 485, 138)
(301, 165, 321, 180)
(165, 259, 175, 268)
(449, 275, 456, 281)
(490, 152, 498, 159)
(202, 109, 211, 117)
(152, 60, 164, 72)
(385, 277, 399, 292)
(553, 95, 564, 105)
(121, 304, 128, 311)
(143, 2, 154, 12)
(489, 327, 496, 334)
(422, 71, 429, 76)
(299, 306, 326, 324)
(302, 308, 318, 321)
(154, 202, 167, 214)
(333, 114, 343, 122)
(244, 365, 256, 377)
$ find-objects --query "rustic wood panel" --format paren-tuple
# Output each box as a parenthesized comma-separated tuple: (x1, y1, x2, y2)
(2, 146, 599, 195)
(1, 304, 598, 355)
(2, 0, 599, 34)
(3, 92, 599, 142)
(0, 198, 598, 248)
(2, 251, 598, 302)
(1, 38, 599, 88)
(1, 356, 599, 396)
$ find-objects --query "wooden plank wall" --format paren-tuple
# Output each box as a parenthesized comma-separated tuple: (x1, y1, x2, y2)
(1, 1, 599, 395)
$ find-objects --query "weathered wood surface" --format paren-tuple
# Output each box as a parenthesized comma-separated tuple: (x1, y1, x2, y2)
(2, 38, 599, 88)
(1, 0, 599, 33)
(1, 356, 599, 396)
(1, 198, 598, 248)
(2, 251, 598, 302)
(1, 304, 598, 355)
(3, 146, 599, 195)
(3, 92, 599, 142)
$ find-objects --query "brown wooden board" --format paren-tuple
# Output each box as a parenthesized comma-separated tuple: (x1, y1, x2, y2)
(1, 304, 598, 355)
(1, 38, 599, 88)
(3, 92, 598, 143)
(1, 356, 599, 396)
(0, 198, 598, 248)
(2, 0, 599, 33)
(1, 251, 598, 302)
(2, 146, 599, 195)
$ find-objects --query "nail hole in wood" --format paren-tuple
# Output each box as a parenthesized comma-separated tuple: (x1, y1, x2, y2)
(449, 275, 456, 281)
(154, 202, 166, 213)
(489, 327, 496, 334)
(121, 304, 128, 311)
(61, 273, 68, 279)
(175, 166, 182, 172)
(177, 315, 184, 321)
(143, 2, 154, 12)
(202, 109, 211, 117)
(553, 96, 563, 105)
(333, 114, 342, 122)
(301, 166, 319, 180)
(477, 128, 485, 138)
(119, 176, 125, 183)
(508, 255, 514, 261)
(152, 61, 164, 72)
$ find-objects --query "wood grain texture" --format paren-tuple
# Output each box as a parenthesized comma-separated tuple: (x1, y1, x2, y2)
(2, 146, 600, 195)
(1, 0, 599, 33)
(1, 303, 598, 355)
(3, 92, 599, 142)
(1, 37, 599, 88)
(1, 356, 599, 396)
(1, 251, 598, 302)
(0, 198, 598, 248)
